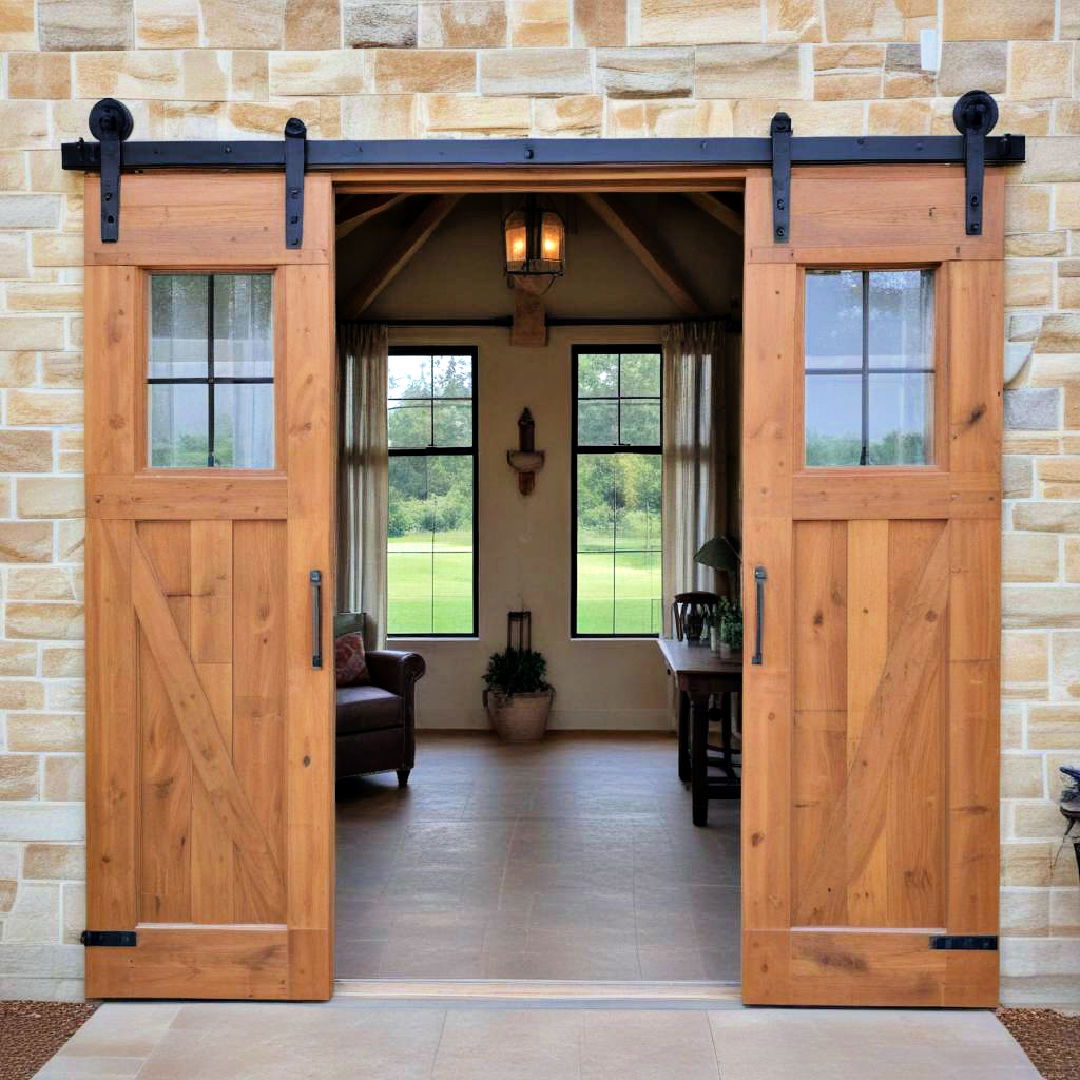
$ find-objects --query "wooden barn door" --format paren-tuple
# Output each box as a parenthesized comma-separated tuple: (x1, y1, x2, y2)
(741, 166, 1004, 1006)
(83, 175, 336, 999)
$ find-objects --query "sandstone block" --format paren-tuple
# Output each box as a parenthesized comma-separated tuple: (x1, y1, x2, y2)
(372, 50, 476, 93)
(1002, 754, 1045, 798)
(420, 2, 507, 48)
(814, 72, 881, 101)
(0, 641, 38, 676)
(47, 682, 84, 712)
(1037, 315, 1080, 353)
(16, 478, 84, 520)
(533, 96, 602, 136)
(1050, 629, 1080, 698)
(597, 48, 693, 99)
(0, 755, 38, 800)
(200, 0, 283, 48)
(1004, 585, 1080, 629)
(135, 0, 199, 49)
(572, 0, 625, 46)
(39, 0, 133, 51)
(0, 522, 53, 563)
(2, 881, 60, 944)
(733, 99, 863, 136)
(1013, 502, 1080, 533)
(938, 41, 1006, 97)
(636, 0, 759, 45)
(1060, 280, 1080, 311)
(43, 648, 83, 679)
(1002, 531, 1058, 581)
(6, 285, 83, 313)
(1005, 262, 1053, 308)
(1027, 706, 1079, 750)
(270, 51, 368, 96)
(479, 48, 591, 96)
(62, 882, 85, 944)
(44, 755, 85, 801)
(8, 567, 81, 602)
(1022, 138, 1080, 183)
(58, 520, 84, 563)
(178, 49, 230, 101)
(6, 713, 83, 752)
(1006, 232, 1066, 258)
(1057, 103, 1080, 136)
(0, 804, 84, 843)
(697, 45, 806, 100)
(1006, 186, 1051, 235)
(0, 680, 43, 711)
(0, 104, 50, 152)
(867, 100, 930, 135)
(1002, 630, 1047, 683)
(767, 0, 821, 42)
(510, 0, 569, 46)
(1055, 185, 1080, 231)
(24, 844, 84, 881)
(0, 234, 29, 279)
(30, 234, 81, 270)
(1001, 889, 1050, 937)
(0, 318, 64, 350)
(826, 0, 933, 42)
(229, 52, 270, 102)
(1064, 0, 1080, 38)
(607, 100, 734, 138)
(943, 0, 1053, 40)
(343, 94, 419, 137)
(346, 1, 419, 48)
(285, 0, 342, 49)
(0, 0, 37, 50)
(8, 53, 73, 99)
(423, 94, 531, 135)
(1003, 456, 1033, 499)
(1050, 890, 1079, 937)
(227, 99, 342, 138)
(74, 51, 182, 100)
(1008, 42, 1072, 102)
(1003, 842, 1074, 887)
(7, 391, 82, 427)
(1012, 799, 1066, 839)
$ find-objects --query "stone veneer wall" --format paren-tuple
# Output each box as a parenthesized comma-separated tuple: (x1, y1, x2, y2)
(0, 0, 1077, 1003)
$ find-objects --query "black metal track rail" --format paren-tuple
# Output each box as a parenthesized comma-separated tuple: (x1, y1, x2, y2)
(64, 92, 1023, 248)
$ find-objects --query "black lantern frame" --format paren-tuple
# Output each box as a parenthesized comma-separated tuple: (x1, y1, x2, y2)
(503, 195, 565, 276)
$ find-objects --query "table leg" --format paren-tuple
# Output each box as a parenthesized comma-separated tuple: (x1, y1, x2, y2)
(677, 689, 690, 785)
(691, 693, 709, 827)
(720, 692, 738, 781)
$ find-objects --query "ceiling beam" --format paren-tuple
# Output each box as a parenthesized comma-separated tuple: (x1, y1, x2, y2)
(342, 194, 462, 319)
(684, 191, 744, 237)
(335, 193, 410, 241)
(580, 193, 705, 317)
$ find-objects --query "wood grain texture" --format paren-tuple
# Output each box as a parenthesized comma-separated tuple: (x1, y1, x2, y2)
(742, 166, 1002, 1008)
(83, 174, 335, 1001)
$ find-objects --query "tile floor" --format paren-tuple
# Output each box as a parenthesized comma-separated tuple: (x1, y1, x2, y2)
(334, 732, 740, 981)
(35, 1000, 1041, 1079)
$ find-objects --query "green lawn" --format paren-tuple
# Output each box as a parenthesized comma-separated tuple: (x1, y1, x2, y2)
(386, 533, 661, 637)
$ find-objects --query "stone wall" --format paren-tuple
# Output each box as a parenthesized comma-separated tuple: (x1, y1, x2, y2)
(0, 0, 1077, 1003)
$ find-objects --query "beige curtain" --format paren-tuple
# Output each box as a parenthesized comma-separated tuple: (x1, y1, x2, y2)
(661, 321, 740, 634)
(336, 323, 389, 649)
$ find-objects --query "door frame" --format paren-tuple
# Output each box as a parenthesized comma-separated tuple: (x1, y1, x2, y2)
(71, 106, 1017, 1000)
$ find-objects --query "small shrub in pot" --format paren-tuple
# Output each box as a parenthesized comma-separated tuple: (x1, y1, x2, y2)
(483, 648, 554, 742)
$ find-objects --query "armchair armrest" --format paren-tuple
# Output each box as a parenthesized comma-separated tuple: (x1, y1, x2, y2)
(365, 650, 426, 695)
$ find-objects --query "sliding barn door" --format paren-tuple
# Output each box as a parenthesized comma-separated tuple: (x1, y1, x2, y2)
(741, 166, 1003, 1006)
(83, 175, 336, 999)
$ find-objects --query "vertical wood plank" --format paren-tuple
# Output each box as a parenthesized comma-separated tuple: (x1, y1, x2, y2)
(190, 521, 236, 924)
(282, 229, 336, 998)
(845, 520, 889, 926)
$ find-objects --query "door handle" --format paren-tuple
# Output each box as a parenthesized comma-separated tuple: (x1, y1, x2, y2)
(310, 570, 324, 669)
(751, 565, 767, 666)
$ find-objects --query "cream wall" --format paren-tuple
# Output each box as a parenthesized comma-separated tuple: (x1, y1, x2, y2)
(389, 326, 673, 732)
(0, 0, 1078, 1003)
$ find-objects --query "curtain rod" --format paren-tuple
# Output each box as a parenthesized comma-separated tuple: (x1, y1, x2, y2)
(339, 316, 740, 329)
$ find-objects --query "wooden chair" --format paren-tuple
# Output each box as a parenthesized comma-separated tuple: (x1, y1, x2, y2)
(671, 591, 721, 643)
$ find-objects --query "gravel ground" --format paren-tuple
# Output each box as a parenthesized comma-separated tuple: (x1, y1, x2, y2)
(0, 1001, 98, 1080)
(997, 1008, 1080, 1080)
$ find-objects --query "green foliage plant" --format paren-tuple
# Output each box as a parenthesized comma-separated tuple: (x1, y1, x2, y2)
(483, 648, 551, 698)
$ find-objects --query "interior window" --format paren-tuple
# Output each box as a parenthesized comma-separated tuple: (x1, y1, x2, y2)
(804, 269, 934, 467)
(148, 273, 274, 468)
(386, 347, 477, 637)
(573, 346, 662, 637)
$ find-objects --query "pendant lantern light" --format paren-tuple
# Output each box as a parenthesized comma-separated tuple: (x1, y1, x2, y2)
(503, 195, 565, 277)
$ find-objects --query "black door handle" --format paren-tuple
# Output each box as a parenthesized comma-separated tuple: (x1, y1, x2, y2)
(751, 565, 766, 666)
(310, 570, 324, 669)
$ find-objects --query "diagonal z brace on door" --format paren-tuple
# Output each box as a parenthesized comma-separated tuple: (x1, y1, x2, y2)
(63, 93, 1024, 248)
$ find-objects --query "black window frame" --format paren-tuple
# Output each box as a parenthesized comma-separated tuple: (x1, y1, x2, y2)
(804, 268, 935, 469)
(571, 344, 663, 640)
(147, 271, 275, 469)
(386, 345, 479, 639)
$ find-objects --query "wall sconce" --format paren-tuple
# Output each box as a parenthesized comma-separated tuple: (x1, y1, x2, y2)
(506, 408, 545, 495)
(503, 195, 565, 277)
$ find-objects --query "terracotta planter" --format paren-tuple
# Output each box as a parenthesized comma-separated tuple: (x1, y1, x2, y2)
(485, 688, 554, 742)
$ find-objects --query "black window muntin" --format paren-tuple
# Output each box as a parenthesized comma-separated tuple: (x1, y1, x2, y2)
(571, 344, 663, 639)
(386, 345, 479, 638)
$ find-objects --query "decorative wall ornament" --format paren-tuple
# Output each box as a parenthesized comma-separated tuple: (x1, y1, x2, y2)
(506, 408, 545, 495)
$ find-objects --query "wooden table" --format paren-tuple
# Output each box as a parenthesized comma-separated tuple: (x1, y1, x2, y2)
(656, 638, 742, 826)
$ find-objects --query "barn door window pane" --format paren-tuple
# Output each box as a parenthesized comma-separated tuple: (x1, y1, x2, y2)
(148, 273, 274, 468)
(805, 269, 934, 467)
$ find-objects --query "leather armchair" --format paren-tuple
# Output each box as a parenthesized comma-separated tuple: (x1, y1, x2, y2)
(334, 621, 425, 785)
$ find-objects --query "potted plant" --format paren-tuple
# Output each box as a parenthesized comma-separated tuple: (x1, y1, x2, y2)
(483, 647, 554, 742)
(715, 596, 743, 657)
